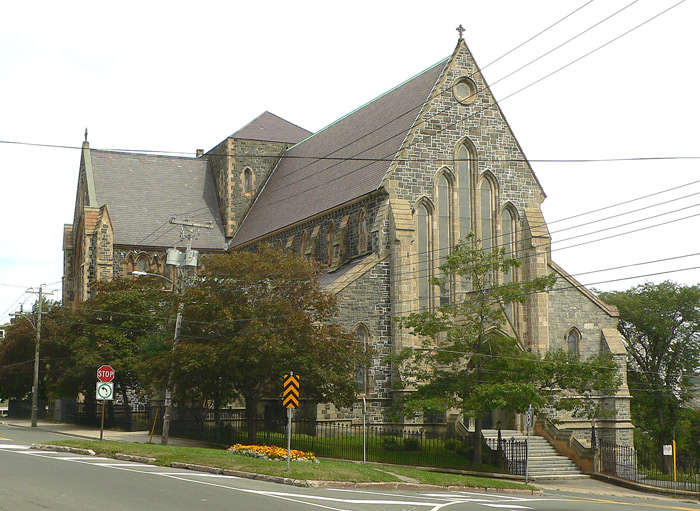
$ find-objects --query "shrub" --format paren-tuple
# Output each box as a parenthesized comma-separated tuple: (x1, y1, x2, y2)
(402, 438, 421, 451)
(381, 436, 402, 451)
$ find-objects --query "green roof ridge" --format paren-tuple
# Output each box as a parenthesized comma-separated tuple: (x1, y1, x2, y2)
(287, 56, 450, 150)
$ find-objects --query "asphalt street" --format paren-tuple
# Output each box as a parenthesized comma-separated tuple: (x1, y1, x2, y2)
(2, 423, 699, 511)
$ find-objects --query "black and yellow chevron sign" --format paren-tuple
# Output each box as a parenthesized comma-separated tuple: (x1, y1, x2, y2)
(283, 373, 300, 409)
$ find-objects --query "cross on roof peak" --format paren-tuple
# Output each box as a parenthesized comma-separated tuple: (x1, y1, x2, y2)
(456, 24, 465, 40)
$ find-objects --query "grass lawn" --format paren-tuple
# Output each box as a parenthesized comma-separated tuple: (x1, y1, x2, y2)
(47, 439, 534, 490)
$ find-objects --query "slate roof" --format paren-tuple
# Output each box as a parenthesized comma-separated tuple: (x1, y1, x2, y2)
(231, 59, 448, 247)
(231, 111, 312, 144)
(89, 150, 227, 250)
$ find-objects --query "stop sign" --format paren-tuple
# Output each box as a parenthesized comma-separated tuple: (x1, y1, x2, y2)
(97, 365, 115, 383)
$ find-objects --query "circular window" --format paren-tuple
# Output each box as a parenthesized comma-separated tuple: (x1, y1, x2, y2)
(453, 77, 477, 104)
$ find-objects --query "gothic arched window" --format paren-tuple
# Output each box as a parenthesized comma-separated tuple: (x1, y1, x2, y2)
(300, 231, 308, 260)
(357, 209, 368, 254)
(457, 142, 473, 244)
(327, 220, 336, 265)
(137, 256, 148, 273)
(567, 328, 582, 359)
(243, 168, 253, 194)
(416, 202, 432, 310)
(501, 207, 517, 323)
(480, 178, 494, 251)
(436, 173, 452, 305)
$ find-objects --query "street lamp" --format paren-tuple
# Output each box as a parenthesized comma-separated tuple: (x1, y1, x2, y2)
(131, 271, 181, 445)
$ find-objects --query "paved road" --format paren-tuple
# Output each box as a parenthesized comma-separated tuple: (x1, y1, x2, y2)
(2, 423, 699, 511)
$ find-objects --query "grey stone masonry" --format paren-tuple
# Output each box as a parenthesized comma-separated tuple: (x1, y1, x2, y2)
(206, 137, 290, 238)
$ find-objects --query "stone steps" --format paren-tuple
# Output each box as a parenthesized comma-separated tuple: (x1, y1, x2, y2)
(482, 429, 587, 480)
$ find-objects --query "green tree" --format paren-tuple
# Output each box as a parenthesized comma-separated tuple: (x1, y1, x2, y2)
(395, 238, 621, 465)
(51, 278, 173, 408)
(160, 246, 367, 442)
(0, 302, 68, 403)
(599, 281, 700, 450)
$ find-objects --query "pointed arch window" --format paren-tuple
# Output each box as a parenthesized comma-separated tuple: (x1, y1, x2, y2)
(437, 174, 452, 305)
(243, 168, 253, 194)
(417, 202, 432, 311)
(137, 256, 148, 273)
(480, 179, 494, 251)
(357, 209, 368, 254)
(327, 220, 336, 265)
(567, 328, 582, 359)
(501, 207, 516, 324)
(300, 231, 308, 260)
(457, 144, 473, 244)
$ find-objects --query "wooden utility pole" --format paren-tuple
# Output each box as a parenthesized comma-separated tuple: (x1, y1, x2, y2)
(161, 218, 211, 446)
(30, 285, 44, 427)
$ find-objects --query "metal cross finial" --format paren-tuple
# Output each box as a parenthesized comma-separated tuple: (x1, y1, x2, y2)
(456, 24, 465, 40)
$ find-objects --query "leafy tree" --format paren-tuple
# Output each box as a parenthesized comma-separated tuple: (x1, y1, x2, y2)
(395, 237, 621, 464)
(160, 246, 367, 442)
(0, 301, 68, 403)
(51, 278, 174, 408)
(599, 281, 700, 449)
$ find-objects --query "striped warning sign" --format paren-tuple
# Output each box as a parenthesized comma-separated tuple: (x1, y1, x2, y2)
(283, 373, 300, 409)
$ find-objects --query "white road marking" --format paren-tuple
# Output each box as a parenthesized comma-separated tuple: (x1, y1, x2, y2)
(481, 505, 533, 509)
(2, 446, 562, 511)
(93, 462, 153, 467)
(48, 456, 111, 461)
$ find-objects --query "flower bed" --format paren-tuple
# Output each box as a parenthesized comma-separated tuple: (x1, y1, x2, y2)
(228, 443, 319, 463)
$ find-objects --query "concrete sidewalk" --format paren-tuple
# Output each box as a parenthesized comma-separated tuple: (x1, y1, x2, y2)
(3, 419, 210, 447)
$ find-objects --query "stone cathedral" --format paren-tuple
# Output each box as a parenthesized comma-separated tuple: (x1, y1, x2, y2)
(63, 35, 632, 446)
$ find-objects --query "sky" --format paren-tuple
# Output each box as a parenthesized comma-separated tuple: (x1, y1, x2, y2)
(1, 0, 698, 322)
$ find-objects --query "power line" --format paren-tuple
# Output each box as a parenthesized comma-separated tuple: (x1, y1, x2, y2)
(229, 1, 689, 216)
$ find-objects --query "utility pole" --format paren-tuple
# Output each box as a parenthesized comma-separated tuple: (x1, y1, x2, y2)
(28, 285, 46, 427)
(161, 218, 212, 446)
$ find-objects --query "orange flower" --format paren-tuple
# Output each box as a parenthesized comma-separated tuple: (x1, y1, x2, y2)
(228, 444, 318, 463)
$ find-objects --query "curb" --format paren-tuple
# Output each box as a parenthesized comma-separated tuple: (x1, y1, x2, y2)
(27, 444, 541, 495)
(31, 443, 96, 456)
(115, 453, 157, 464)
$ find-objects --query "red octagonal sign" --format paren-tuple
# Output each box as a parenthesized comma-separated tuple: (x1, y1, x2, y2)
(97, 365, 115, 383)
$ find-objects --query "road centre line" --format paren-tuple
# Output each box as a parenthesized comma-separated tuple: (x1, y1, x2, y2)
(572, 497, 700, 511)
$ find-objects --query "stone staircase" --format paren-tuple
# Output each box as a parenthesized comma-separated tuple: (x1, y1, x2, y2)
(482, 429, 588, 480)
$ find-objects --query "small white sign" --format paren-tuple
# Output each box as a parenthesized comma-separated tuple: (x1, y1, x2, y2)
(96, 382, 114, 401)
(525, 409, 534, 428)
(663, 444, 673, 456)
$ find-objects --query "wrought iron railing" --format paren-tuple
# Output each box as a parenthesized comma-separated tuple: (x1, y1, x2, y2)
(599, 439, 700, 493)
(484, 436, 527, 475)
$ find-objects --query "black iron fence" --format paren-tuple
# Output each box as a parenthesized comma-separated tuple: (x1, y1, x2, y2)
(64, 402, 150, 432)
(600, 439, 700, 493)
(52, 402, 523, 473)
(142, 407, 508, 471)
(484, 436, 528, 476)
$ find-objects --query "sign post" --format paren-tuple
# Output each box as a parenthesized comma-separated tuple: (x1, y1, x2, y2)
(283, 373, 300, 471)
(96, 365, 115, 440)
(525, 405, 533, 484)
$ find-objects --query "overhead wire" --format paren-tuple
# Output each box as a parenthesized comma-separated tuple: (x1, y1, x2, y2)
(225, 0, 689, 215)
(2, 4, 695, 325)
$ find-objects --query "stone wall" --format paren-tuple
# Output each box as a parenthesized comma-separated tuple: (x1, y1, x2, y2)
(547, 265, 618, 357)
(206, 137, 289, 238)
(248, 193, 386, 268)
